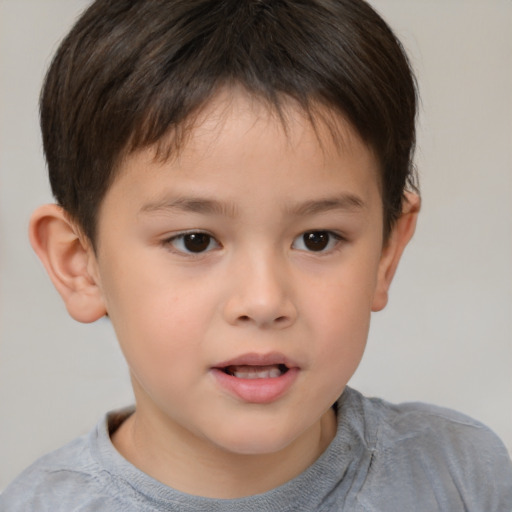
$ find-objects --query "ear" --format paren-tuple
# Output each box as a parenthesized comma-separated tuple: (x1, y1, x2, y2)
(372, 192, 420, 312)
(29, 204, 107, 323)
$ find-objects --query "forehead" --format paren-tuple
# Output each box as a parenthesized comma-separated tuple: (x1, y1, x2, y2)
(106, 89, 382, 218)
(125, 87, 376, 171)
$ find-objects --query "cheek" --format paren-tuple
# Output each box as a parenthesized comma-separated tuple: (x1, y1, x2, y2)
(308, 254, 378, 316)
(309, 294, 371, 404)
(303, 255, 379, 365)
(315, 299, 371, 367)
(104, 264, 227, 389)
(111, 296, 204, 401)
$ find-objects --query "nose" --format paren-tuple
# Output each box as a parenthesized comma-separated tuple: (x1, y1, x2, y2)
(222, 252, 297, 329)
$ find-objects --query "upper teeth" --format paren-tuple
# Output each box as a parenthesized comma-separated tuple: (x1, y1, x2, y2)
(229, 365, 284, 379)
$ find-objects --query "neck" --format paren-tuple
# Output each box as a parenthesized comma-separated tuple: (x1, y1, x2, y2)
(111, 405, 337, 499)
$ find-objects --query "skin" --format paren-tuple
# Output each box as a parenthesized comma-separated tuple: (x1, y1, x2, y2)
(30, 90, 419, 498)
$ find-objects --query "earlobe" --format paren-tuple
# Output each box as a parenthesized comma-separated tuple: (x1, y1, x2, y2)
(372, 192, 420, 312)
(29, 204, 107, 323)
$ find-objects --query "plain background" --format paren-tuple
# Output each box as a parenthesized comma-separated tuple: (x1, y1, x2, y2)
(1, 0, 511, 490)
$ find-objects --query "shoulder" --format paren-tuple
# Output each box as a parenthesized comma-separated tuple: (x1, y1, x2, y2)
(342, 388, 512, 510)
(344, 387, 510, 458)
(0, 435, 94, 511)
(0, 414, 134, 512)
(370, 394, 509, 462)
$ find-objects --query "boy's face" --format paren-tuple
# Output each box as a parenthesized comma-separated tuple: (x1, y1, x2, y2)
(91, 91, 391, 457)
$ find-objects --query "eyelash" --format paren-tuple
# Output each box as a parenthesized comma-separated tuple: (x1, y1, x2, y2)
(163, 231, 221, 255)
(162, 230, 345, 255)
(291, 231, 344, 253)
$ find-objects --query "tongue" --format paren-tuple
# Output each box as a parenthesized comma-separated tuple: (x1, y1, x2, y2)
(226, 364, 284, 379)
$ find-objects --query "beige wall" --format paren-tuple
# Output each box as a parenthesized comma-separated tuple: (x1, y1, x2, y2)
(1, 0, 511, 489)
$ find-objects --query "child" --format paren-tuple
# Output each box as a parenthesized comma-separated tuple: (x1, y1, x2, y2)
(1, 0, 511, 510)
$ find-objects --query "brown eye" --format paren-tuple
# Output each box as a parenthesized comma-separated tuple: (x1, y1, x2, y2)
(168, 232, 219, 254)
(303, 231, 329, 251)
(183, 233, 212, 252)
(292, 231, 341, 252)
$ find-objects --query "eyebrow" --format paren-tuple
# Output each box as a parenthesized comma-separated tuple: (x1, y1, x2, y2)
(140, 193, 365, 217)
(285, 194, 366, 216)
(140, 197, 238, 217)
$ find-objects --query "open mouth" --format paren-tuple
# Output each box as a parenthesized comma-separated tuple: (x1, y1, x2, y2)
(211, 355, 299, 402)
(222, 364, 289, 379)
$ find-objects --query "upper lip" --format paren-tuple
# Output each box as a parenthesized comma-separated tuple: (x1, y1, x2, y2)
(212, 352, 299, 369)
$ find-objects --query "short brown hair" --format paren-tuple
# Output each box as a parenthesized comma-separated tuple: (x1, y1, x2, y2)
(40, 0, 418, 245)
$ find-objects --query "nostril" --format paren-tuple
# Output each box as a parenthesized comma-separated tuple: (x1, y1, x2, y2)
(236, 314, 289, 325)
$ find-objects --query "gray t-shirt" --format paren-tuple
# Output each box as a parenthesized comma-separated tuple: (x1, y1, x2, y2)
(1, 387, 511, 511)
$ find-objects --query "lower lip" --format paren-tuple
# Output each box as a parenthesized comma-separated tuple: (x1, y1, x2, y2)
(211, 368, 299, 404)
